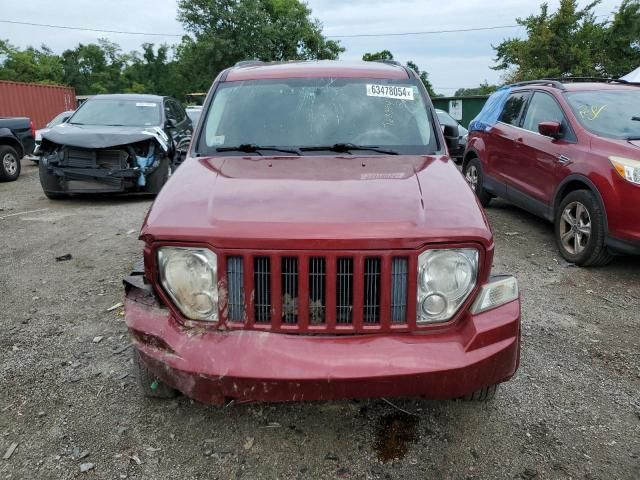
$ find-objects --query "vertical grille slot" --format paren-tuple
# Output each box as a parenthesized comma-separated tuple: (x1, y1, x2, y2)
(254, 257, 271, 323)
(336, 257, 353, 324)
(309, 257, 326, 325)
(281, 257, 298, 324)
(364, 257, 381, 324)
(227, 256, 244, 322)
(391, 257, 408, 323)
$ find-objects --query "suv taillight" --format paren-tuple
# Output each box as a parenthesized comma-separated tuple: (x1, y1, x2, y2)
(29, 119, 35, 137)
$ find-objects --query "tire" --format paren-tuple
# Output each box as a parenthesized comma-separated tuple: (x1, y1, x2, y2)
(463, 157, 492, 207)
(133, 349, 177, 399)
(0, 145, 21, 182)
(38, 159, 66, 199)
(461, 384, 498, 401)
(145, 156, 170, 195)
(555, 190, 612, 267)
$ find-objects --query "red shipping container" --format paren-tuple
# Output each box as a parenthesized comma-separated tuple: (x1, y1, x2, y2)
(0, 80, 76, 129)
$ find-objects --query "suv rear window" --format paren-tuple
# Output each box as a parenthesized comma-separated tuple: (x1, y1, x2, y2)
(499, 92, 530, 126)
(196, 77, 438, 155)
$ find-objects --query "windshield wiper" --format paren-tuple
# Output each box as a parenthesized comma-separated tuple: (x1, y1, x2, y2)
(299, 143, 399, 155)
(631, 116, 640, 121)
(216, 144, 301, 155)
(626, 136, 640, 140)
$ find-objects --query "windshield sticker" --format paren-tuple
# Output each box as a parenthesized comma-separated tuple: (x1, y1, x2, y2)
(366, 84, 414, 101)
(136, 102, 158, 108)
(210, 135, 225, 145)
(578, 104, 607, 121)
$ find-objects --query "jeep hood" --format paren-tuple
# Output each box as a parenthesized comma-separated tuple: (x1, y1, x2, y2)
(40, 123, 169, 151)
(143, 155, 492, 250)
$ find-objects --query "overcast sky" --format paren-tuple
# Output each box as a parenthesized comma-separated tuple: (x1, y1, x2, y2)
(1, 0, 622, 95)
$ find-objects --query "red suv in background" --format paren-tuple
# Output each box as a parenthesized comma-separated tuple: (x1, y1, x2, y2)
(463, 80, 640, 267)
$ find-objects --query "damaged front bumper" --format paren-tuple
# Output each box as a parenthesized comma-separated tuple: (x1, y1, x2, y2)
(124, 272, 521, 405)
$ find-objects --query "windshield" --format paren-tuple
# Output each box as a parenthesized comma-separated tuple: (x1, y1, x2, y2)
(436, 110, 457, 127)
(565, 90, 640, 139)
(70, 99, 161, 127)
(197, 77, 437, 155)
(186, 108, 202, 125)
(48, 111, 72, 128)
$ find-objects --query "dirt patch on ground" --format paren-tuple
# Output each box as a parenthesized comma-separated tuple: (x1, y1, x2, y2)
(1, 160, 638, 479)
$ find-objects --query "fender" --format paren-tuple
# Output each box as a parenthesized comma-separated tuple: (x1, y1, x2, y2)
(0, 128, 25, 158)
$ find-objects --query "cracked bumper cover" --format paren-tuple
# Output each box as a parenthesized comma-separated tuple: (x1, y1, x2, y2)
(125, 283, 520, 405)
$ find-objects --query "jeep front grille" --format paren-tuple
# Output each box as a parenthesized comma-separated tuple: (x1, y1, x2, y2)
(222, 250, 415, 333)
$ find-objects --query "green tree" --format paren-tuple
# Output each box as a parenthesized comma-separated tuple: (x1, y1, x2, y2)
(406, 60, 437, 97)
(602, 0, 640, 77)
(362, 50, 394, 61)
(122, 43, 185, 99)
(0, 41, 64, 84)
(60, 39, 127, 94)
(492, 0, 640, 81)
(176, 0, 344, 93)
(454, 81, 499, 97)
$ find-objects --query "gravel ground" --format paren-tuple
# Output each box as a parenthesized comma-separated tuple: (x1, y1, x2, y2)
(1, 159, 639, 479)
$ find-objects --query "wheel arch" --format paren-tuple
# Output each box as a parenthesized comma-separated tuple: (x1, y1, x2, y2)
(553, 175, 608, 231)
(462, 147, 480, 171)
(0, 136, 24, 159)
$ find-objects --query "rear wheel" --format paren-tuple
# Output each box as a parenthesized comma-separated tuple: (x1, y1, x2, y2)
(38, 159, 65, 199)
(0, 145, 21, 182)
(555, 190, 612, 267)
(463, 157, 492, 207)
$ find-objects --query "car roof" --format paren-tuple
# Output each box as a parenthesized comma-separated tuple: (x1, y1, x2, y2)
(561, 82, 639, 92)
(225, 60, 409, 82)
(89, 93, 165, 102)
(511, 80, 639, 93)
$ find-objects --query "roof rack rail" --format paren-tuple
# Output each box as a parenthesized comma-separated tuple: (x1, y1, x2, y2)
(548, 76, 617, 84)
(234, 60, 264, 68)
(509, 79, 566, 90)
(374, 59, 402, 67)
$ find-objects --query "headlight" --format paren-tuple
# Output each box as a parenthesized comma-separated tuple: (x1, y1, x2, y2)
(609, 156, 640, 185)
(157, 247, 218, 321)
(417, 249, 478, 323)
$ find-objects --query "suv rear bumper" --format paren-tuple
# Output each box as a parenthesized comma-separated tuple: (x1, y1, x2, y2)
(125, 283, 521, 405)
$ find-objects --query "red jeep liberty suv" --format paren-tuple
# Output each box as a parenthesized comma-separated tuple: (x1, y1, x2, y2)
(464, 79, 640, 266)
(124, 61, 521, 404)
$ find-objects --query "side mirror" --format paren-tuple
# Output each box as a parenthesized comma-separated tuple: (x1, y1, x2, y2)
(538, 121, 562, 138)
(443, 124, 459, 152)
(165, 118, 177, 129)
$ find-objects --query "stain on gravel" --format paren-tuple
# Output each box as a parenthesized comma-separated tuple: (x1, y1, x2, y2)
(374, 412, 418, 463)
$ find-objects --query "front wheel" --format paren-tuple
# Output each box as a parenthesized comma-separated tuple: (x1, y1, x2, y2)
(461, 384, 498, 401)
(463, 157, 492, 207)
(133, 349, 178, 399)
(0, 145, 21, 182)
(555, 190, 612, 267)
(38, 159, 66, 199)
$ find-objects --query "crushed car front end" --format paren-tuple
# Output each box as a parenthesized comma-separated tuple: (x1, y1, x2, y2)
(40, 135, 169, 194)
(125, 244, 520, 404)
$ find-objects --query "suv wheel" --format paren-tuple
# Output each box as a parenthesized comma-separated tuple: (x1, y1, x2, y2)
(461, 384, 498, 401)
(133, 349, 178, 399)
(0, 145, 21, 182)
(555, 190, 612, 267)
(463, 158, 492, 207)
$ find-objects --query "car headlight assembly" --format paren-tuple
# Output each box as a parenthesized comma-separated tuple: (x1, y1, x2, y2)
(609, 156, 640, 185)
(417, 249, 478, 323)
(157, 247, 219, 321)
